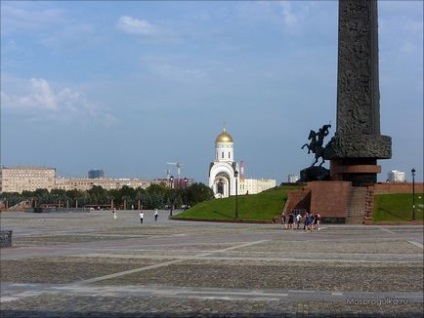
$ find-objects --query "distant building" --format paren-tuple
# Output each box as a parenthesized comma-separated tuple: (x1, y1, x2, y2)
(0, 166, 56, 193)
(208, 128, 276, 198)
(288, 174, 300, 183)
(165, 177, 193, 189)
(0, 165, 188, 194)
(239, 178, 277, 195)
(55, 177, 152, 191)
(387, 170, 406, 183)
(88, 169, 105, 179)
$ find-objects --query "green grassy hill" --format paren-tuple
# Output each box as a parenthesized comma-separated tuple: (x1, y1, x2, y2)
(373, 193, 424, 222)
(174, 185, 301, 222)
(175, 185, 423, 224)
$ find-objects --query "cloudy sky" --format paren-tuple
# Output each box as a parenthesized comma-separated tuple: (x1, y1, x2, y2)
(1, 1, 423, 184)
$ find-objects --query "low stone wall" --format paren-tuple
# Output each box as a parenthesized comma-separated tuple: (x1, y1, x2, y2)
(307, 181, 351, 219)
(374, 183, 424, 194)
(283, 181, 423, 225)
(283, 189, 310, 215)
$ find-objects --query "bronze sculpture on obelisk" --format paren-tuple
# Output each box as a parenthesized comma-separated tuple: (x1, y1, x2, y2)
(324, 0, 392, 186)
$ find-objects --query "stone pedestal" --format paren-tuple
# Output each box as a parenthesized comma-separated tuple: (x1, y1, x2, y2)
(285, 181, 352, 223)
(308, 181, 351, 221)
(330, 159, 381, 186)
(300, 166, 330, 182)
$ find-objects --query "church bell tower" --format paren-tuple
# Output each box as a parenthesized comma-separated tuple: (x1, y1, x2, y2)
(209, 128, 239, 198)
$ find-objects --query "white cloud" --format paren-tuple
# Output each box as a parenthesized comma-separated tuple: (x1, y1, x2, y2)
(1, 4, 64, 35)
(117, 16, 158, 36)
(116, 15, 179, 43)
(3, 78, 58, 111)
(236, 1, 300, 29)
(279, 1, 298, 27)
(1, 77, 117, 125)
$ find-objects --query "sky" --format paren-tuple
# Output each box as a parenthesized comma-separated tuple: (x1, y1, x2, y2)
(1, 1, 423, 185)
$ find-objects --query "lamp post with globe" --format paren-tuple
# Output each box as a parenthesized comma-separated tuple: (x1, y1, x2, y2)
(169, 176, 174, 217)
(411, 168, 416, 221)
(234, 170, 239, 220)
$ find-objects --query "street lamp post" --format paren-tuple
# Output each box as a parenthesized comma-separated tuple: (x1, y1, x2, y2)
(234, 170, 239, 220)
(169, 176, 174, 216)
(183, 177, 188, 209)
(411, 168, 416, 221)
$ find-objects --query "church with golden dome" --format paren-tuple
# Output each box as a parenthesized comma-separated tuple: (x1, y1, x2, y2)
(209, 128, 276, 198)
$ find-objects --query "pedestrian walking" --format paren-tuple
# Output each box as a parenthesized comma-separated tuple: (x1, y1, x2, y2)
(139, 211, 144, 224)
(296, 213, 302, 229)
(154, 209, 158, 222)
(288, 212, 294, 230)
(281, 212, 287, 229)
(308, 214, 315, 231)
(314, 213, 321, 230)
(303, 213, 309, 231)
(112, 208, 117, 220)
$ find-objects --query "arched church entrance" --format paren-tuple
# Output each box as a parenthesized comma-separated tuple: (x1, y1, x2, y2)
(214, 172, 231, 198)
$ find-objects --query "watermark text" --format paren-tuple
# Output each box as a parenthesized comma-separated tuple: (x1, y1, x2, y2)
(346, 297, 409, 306)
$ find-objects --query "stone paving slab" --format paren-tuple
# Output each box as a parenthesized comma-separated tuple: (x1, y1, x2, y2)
(1, 257, 171, 284)
(1, 211, 423, 317)
(91, 261, 423, 292)
(1, 294, 423, 317)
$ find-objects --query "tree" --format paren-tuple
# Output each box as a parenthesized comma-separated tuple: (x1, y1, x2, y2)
(185, 183, 214, 207)
(88, 186, 108, 205)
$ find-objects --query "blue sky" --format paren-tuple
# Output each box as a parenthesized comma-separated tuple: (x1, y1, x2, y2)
(1, 1, 423, 184)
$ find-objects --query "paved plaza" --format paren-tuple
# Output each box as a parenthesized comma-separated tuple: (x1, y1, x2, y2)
(0, 210, 423, 317)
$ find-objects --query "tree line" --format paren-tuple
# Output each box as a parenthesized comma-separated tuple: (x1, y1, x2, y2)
(1, 182, 214, 210)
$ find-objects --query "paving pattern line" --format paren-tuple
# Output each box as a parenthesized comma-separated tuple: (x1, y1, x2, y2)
(53, 285, 290, 301)
(74, 252, 423, 264)
(379, 227, 397, 234)
(408, 241, 424, 249)
(0, 290, 45, 304)
(72, 240, 269, 286)
(4, 283, 423, 303)
(195, 239, 270, 257)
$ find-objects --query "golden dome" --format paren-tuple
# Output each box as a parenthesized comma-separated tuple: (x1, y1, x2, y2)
(215, 128, 233, 143)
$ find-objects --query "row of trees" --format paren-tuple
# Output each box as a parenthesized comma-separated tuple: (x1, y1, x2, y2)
(1, 182, 215, 210)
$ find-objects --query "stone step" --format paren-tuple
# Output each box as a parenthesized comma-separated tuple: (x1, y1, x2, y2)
(347, 187, 367, 220)
(346, 216, 364, 224)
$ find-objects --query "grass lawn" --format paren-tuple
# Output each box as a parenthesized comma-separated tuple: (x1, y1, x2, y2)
(373, 193, 424, 222)
(175, 186, 423, 224)
(174, 185, 301, 222)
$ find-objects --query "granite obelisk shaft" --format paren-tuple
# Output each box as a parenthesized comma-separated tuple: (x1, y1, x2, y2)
(325, 0, 392, 185)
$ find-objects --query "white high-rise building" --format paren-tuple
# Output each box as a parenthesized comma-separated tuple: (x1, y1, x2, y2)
(387, 170, 406, 183)
(288, 174, 300, 183)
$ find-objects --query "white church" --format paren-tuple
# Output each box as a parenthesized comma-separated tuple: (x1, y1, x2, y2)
(208, 128, 276, 198)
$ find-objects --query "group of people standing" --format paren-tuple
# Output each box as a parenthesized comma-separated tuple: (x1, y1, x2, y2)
(112, 208, 159, 223)
(281, 211, 321, 231)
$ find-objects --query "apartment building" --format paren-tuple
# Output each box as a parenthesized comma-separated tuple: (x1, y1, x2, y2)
(55, 177, 152, 191)
(239, 178, 277, 195)
(0, 166, 56, 193)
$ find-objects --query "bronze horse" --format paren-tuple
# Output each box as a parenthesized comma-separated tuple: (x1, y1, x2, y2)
(301, 124, 331, 167)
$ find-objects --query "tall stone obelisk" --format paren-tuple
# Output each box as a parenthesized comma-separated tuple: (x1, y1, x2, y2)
(324, 0, 392, 186)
